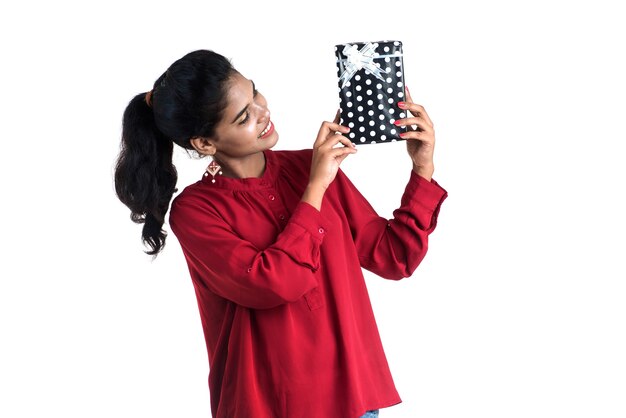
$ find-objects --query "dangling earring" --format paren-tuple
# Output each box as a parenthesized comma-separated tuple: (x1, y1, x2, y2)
(204, 158, 223, 183)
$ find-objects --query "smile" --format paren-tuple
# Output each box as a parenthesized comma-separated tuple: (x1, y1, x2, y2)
(258, 120, 274, 139)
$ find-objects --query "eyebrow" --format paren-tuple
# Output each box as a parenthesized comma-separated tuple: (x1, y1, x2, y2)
(231, 80, 256, 124)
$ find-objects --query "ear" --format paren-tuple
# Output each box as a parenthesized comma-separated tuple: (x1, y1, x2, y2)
(190, 136, 217, 156)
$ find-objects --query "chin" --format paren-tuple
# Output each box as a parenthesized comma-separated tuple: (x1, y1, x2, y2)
(264, 132, 279, 149)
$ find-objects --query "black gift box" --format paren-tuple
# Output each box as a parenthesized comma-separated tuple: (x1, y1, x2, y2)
(335, 40, 407, 145)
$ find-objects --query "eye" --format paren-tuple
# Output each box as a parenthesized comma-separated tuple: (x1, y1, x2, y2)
(238, 86, 259, 125)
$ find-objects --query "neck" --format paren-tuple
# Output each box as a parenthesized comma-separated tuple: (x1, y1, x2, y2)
(215, 151, 266, 179)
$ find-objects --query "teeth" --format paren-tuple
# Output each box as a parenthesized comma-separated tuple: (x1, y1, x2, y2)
(260, 121, 272, 137)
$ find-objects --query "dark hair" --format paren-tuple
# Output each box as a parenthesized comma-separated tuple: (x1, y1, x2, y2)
(114, 50, 236, 256)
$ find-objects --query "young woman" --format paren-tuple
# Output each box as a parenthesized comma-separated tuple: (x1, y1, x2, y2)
(115, 49, 447, 418)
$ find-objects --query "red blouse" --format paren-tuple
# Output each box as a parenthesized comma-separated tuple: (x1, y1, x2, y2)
(169, 149, 447, 418)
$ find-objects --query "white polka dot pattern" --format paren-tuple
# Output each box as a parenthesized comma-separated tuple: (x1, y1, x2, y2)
(335, 41, 406, 145)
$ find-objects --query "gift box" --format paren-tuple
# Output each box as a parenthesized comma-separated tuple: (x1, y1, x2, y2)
(335, 40, 407, 145)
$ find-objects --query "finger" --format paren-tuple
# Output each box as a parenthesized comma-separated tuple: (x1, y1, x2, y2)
(323, 133, 356, 150)
(405, 85, 414, 103)
(403, 87, 434, 127)
(335, 148, 356, 164)
(329, 145, 358, 159)
(315, 121, 350, 147)
(399, 130, 434, 144)
(333, 133, 356, 148)
(399, 102, 433, 128)
(393, 117, 433, 133)
(333, 109, 341, 124)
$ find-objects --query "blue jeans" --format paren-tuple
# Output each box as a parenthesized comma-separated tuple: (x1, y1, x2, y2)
(359, 411, 379, 418)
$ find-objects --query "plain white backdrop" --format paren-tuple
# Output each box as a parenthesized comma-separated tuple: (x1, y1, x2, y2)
(1, 0, 625, 417)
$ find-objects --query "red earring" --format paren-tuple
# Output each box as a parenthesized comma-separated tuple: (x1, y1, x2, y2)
(204, 159, 222, 183)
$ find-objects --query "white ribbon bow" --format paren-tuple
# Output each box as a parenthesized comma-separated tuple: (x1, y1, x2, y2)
(339, 43, 387, 88)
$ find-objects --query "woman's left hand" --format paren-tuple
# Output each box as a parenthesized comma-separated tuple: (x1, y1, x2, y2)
(394, 87, 435, 181)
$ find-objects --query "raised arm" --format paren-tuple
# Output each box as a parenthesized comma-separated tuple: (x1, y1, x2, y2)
(334, 168, 447, 280)
(336, 93, 447, 279)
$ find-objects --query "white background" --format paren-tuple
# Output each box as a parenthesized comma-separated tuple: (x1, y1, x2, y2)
(1, 0, 625, 417)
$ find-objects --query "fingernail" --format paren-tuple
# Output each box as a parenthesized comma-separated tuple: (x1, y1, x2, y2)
(399, 132, 407, 138)
(397, 101, 406, 108)
(393, 120, 401, 126)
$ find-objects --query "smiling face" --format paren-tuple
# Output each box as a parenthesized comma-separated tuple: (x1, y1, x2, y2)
(193, 72, 278, 161)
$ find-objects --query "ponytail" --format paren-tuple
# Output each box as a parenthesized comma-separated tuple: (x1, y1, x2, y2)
(115, 92, 178, 256)
(115, 49, 236, 256)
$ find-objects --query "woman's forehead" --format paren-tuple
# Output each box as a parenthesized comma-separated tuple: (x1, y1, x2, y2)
(226, 73, 252, 104)
(221, 73, 254, 122)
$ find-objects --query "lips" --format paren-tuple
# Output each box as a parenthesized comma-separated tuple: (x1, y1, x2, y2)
(258, 120, 274, 139)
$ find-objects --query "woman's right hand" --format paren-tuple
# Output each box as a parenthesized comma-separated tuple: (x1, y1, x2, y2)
(309, 115, 357, 190)
(302, 114, 357, 210)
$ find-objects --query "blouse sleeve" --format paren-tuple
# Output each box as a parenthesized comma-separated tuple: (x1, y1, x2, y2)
(334, 168, 448, 280)
(169, 199, 326, 309)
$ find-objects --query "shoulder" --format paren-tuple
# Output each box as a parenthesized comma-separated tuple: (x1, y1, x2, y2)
(171, 180, 207, 207)
(169, 181, 220, 228)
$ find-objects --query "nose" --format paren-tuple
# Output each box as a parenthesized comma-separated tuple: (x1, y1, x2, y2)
(257, 107, 270, 125)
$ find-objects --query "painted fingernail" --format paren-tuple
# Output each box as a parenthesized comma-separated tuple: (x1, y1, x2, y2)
(397, 101, 406, 108)
(399, 132, 407, 138)
(393, 120, 401, 125)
